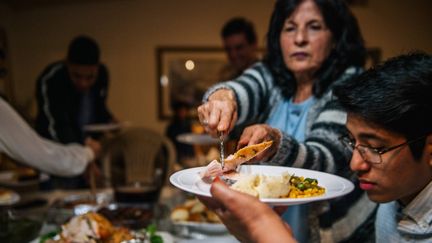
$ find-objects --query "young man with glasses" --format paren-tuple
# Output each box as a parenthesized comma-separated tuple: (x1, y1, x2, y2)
(334, 52, 432, 242)
(199, 52, 432, 242)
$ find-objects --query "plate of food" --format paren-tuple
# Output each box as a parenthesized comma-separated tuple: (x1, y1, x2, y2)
(0, 187, 20, 206)
(176, 133, 220, 145)
(170, 140, 354, 206)
(170, 165, 354, 206)
(170, 198, 227, 234)
(0, 168, 49, 187)
(35, 212, 172, 243)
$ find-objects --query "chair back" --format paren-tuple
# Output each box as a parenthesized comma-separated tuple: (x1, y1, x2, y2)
(102, 127, 176, 189)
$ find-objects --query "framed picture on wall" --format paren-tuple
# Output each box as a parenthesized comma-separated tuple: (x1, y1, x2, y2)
(156, 46, 231, 120)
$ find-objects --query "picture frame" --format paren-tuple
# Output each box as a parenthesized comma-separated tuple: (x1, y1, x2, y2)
(156, 46, 235, 120)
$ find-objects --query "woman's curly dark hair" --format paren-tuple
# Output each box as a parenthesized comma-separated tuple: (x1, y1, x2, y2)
(264, 0, 366, 98)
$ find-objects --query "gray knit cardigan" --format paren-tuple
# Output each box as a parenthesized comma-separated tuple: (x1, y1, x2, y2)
(203, 62, 377, 242)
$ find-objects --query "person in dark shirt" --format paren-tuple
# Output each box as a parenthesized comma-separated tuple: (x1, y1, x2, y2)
(219, 17, 259, 81)
(35, 35, 114, 188)
(165, 100, 195, 165)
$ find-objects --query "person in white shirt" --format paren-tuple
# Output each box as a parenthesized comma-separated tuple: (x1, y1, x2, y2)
(0, 96, 100, 176)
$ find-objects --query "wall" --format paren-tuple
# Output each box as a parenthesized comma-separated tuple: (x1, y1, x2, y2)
(2, 0, 432, 133)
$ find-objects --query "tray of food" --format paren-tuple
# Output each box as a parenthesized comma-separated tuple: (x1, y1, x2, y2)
(36, 212, 170, 243)
(170, 198, 227, 235)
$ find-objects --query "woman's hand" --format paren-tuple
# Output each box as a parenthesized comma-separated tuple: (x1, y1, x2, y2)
(237, 124, 281, 162)
(198, 178, 296, 243)
(197, 89, 238, 137)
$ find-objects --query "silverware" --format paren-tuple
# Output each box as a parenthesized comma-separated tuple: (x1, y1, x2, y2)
(219, 131, 225, 169)
(218, 132, 237, 185)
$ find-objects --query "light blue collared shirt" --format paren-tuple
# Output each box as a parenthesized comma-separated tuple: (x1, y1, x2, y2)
(376, 180, 432, 242)
(266, 96, 316, 243)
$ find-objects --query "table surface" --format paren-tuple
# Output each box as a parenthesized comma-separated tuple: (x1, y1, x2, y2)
(10, 185, 238, 243)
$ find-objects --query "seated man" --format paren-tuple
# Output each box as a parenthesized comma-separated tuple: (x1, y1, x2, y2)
(200, 52, 432, 242)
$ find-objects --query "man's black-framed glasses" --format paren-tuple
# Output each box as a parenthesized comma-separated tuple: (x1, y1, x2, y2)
(339, 135, 426, 164)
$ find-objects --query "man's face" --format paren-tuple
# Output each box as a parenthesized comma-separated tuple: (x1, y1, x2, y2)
(223, 33, 257, 72)
(67, 63, 99, 92)
(346, 114, 432, 205)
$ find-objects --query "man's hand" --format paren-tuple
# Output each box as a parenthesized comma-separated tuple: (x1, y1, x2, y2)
(198, 179, 296, 243)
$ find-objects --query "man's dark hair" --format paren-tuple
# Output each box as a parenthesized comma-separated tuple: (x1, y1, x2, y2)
(221, 17, 257, 44)
(264, 0, 366, 98)
(67, 35, 100, 65)
(334, 51, 432, 159)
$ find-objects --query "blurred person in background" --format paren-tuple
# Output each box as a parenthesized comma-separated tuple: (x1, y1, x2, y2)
(35, 35, 114, 188)
(165, 99, 195, 165)
(0, 95, 100, 177)
(219, 17, 259, 81)
(198, 0, 376, 242)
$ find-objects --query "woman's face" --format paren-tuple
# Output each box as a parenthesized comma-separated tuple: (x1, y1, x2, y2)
(280, 0, 333, 77)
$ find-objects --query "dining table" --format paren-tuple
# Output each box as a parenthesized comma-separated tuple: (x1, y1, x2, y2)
(1, 183, 239, 243)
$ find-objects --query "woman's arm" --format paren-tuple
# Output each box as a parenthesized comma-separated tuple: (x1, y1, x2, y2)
(199, 62, 275, 134)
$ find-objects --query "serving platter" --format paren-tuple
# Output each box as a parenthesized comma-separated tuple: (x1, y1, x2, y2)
(176, 133, 220, 145)
(0, 171, 49, 187)
(172, 221, 227, 234)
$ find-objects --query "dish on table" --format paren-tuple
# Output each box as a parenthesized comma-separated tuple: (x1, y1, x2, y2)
(37, 212, 146, 243)
(170, 198, 227, 235)
(0, 169, 49, 187)
(47, 191, 113, 225)
(97, 203, 156, 230)
(83, 123, 121, 132)
(0, 187, 20, 205)
(176, 133, 220, 145)
(173, 221, 228, 235)
(0, 208, 43, 243)
(170, 165, 354, 206)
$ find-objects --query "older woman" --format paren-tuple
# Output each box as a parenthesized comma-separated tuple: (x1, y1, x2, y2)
(198, 0, 376, 242)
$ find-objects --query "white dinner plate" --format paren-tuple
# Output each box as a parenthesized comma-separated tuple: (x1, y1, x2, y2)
(83, 123, 121, 132)
(176, 133, 220, 145)
(0, 171, 49, 187)
(170, 165, 354, 206)
(173, 221, 227, 234)
(0, 188, 20, 206)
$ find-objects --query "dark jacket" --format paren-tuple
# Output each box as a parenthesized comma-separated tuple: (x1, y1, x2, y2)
(35, 61, 113, 144)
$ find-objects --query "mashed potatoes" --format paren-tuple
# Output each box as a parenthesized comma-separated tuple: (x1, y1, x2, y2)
(231, 172, 291, 198)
